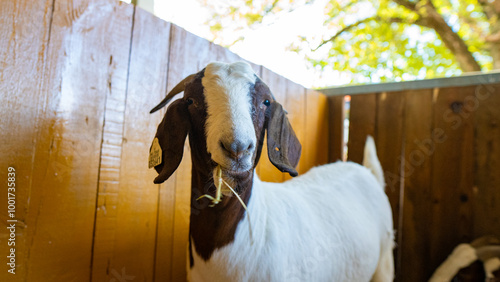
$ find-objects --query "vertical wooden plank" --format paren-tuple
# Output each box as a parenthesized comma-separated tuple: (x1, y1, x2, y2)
(429, 86, 475, 275)
(166, 24, 221, 282)
(473, 84, 500, 237)
(257, 67, 288, 183)
(284, 81, 306, 180)
(0, 0, 53, 281)
(303, 90, 330, 172)
(327, 95, 345, 163)
(376, 92, 405, 281)
(88, 1, 135, 280)
(114, 10, 176, 282)
(400, 89, 434, 282)
(347, 93, 377, 163)
(18, 0, 133, 280)
(376, 92, 405, 231)
(349, 92, 405, 279)
(96, 7, 170, 282)
(154, 159, 177, 282)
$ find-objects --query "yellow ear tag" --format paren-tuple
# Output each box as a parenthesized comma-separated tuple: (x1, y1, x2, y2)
(148, 137, 162, 168)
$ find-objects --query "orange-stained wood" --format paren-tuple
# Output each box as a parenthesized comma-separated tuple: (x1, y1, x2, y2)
(89, 1, 135, 280)
(104, 6, 170, 282)
(113, 9, 175, 282)
(0, 0, 54, 281)
(28, 0, 132, 280)
(304, 90, 330, 171)
(257, 67, 289, 183)
(284, 80, 306, 180)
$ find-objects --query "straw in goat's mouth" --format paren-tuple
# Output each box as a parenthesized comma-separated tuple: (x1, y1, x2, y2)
(196, 165, 253, 243)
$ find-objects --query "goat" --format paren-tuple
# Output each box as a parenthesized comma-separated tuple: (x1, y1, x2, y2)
(149, 62, 394, 281)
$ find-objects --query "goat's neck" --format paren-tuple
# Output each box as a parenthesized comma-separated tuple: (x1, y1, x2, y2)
(189, 164, 254, 262)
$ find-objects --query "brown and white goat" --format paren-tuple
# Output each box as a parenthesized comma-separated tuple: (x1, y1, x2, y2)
(149, 62, 394, 281)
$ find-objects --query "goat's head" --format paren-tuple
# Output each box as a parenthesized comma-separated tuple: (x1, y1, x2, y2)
(149, 62, 301, 185)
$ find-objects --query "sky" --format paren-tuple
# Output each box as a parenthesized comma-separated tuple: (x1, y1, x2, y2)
(125, 0, 343, 88)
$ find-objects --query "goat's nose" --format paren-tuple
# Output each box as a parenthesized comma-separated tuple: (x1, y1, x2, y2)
(220, 140, 254, 159)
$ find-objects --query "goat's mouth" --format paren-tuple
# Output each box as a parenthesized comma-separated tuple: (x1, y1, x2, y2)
(210, 160, 252, 177)
(210, 155, 253, 174)
(210, 159, 252, 192)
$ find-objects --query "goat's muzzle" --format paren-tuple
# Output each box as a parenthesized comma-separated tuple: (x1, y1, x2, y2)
(213, 135, 255, 173)
(220, 140, 254, 160)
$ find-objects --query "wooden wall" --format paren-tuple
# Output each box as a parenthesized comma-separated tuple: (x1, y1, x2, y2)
(328, 83, 500, 281)
(5, 0, 498, 281)
(0, 0, 328, 281)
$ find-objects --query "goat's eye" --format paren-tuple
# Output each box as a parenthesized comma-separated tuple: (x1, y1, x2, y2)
(263, 99, 270, 106)
(186, 98, 194, 105)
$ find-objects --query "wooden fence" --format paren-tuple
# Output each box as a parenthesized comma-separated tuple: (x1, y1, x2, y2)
(0, 0, 328, 281)
(3, 0, 500, 281)
(324, 73, 500, 281)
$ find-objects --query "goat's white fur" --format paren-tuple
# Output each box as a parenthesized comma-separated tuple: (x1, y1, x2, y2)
(203, 62, 257, 172)
(363, 136, 385, 188)
(484, 257, 500, 280)
(428, 244, 477, 282)
(189, 139, 394, 281)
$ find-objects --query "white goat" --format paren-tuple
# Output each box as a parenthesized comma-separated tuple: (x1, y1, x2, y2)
(149, 62, 394, 282)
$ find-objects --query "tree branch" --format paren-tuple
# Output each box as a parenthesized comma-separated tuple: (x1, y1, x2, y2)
(486, 32, 500, 43)
(313, 17, 377, 51)
(478, 0, 494, 19)
(312, 16, 431, 51)
(495, 0, 500, 14)
(386, 16, 432, 28)
(392, 0, 419, 12)
(312, 0, 481, 72)
(416, 1, 482, 71)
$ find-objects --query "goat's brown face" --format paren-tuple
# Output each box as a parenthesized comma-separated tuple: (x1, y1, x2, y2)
(150, 62, 301, 184)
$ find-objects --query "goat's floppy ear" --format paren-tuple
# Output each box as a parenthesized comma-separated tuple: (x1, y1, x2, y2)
(150, 99, 190, 184)
(266, 102, 301, 177)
